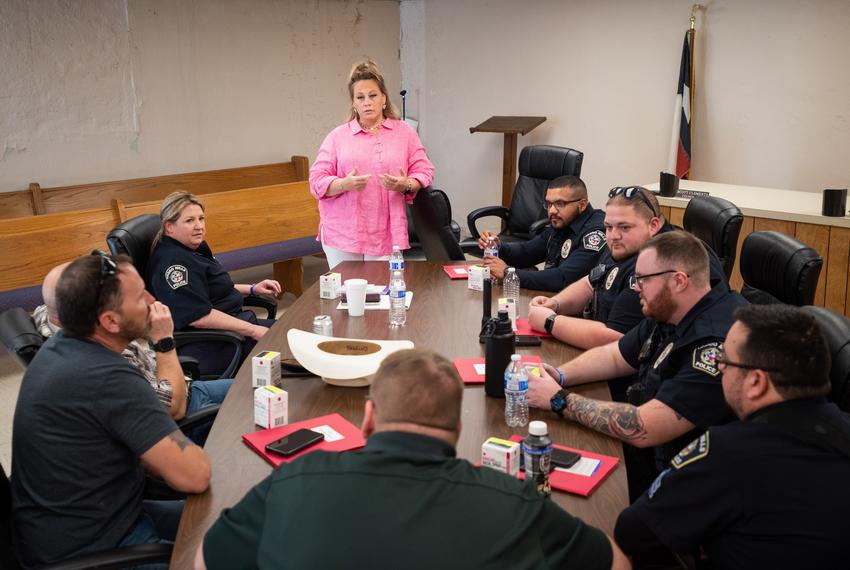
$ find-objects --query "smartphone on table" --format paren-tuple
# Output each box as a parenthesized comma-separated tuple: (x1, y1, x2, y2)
(265, 428, 325, 456)
(551, 448, 581, 469)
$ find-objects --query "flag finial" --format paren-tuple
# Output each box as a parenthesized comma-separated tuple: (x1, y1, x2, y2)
(690, 4, 704, 30)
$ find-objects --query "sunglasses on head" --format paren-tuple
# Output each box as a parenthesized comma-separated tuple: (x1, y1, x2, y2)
(608, 186, 659, 218)
(91, 249, 118, 307)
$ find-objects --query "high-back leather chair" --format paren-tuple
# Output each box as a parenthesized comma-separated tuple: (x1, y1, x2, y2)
(739, 231, 822, 306)
(463, 145, 584, 253)
(0, 307, 43, 367)
(801, 306, 850, 412)
(683, 196, 743, 278)
(105, 213, 161, 279)
(406, 188, 463, 261)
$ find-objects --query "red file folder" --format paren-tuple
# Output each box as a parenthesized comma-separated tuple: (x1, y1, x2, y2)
(242, 413, 365, 468)
(453, 355, 543, 384)
(442, 264, 474, 279)
(515, 318, 552, 338)
(509, 435, 620, 497)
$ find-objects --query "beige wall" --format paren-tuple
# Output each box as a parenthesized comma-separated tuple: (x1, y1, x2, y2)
(0, 0, 400, 192)
(401, 0, 850, 232)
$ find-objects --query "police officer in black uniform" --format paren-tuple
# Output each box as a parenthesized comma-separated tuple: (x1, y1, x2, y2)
(147, 191, 281, 375)
(478, 175, 606, 292)
(527, 232, 748, 500)
(616, 305, 850, 570)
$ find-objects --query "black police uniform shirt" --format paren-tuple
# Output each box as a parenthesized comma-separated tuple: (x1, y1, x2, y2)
(615, 398, 850, 570)
(617, 281, 749, 470)
(589, 223, 727, 334)
(498, 205, 606, 292)
(147, 235, 244, 330)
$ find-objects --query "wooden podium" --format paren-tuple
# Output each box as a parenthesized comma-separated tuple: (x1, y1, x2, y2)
(470, 116, 546, 208)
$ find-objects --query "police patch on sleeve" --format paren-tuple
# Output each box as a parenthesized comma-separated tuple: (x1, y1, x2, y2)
(561, 239, 572, 259)
(582, 230, 605, 252)
(604, 266, 619, 290)
(165, 265, 189, 290)
(648, 467, 671, 499)
(692, 342, 722, 377)
(670, 433, 709, 470)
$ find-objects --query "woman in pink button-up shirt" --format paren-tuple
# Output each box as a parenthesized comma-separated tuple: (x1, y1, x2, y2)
(309, 61, 435, 269)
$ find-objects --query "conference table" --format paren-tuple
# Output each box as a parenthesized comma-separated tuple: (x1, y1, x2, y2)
(170, 261, 627, 568)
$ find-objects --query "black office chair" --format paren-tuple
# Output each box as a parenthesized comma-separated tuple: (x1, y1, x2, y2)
(739, 231, 822, 306)
(801, 306, 850, 412)
(1, 462, 172, 570)
(683, 196, 743, 278)
(462, 145, 584, 254)
(406, 188, 463, 261)
(406, 187, 466, 262)
(107, 214, 277, 378)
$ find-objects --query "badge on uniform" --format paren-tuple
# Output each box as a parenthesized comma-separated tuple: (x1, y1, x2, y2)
(582, 230, 605, 252)
(165, 265, 189, 290)
(628, 274, 637, 291)
(670, 433, 710, 470)
(560, 239, 572, 259)
(692, 342, 722, 377)
(604, 266, 619, 290)
(653, 342, 675, 369)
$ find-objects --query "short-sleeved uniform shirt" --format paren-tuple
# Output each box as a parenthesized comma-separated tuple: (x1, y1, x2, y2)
(499, 206, 606, 292)
(11, 331, 177, 568)
(203, 431, 613, 570)
(616, 398, 850, 570)
(589, 224, 728, 334)
(147, 236, 243, 330)
(618, 282, 749, 470)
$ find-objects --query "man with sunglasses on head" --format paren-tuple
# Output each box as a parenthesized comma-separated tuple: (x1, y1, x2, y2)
(11, 252, 210, 568)
(477, 175, 606, 292)
(615, 304, 850, 570)
(527, 232, 747, 500)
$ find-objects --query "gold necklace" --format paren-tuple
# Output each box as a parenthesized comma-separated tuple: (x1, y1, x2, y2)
(360, 118, 384, 132)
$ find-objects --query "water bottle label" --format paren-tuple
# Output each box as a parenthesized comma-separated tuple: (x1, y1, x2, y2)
(517, 379, 528, 391)
(504, 373, 518, 390)
(391, 289, 406, 299)
(390, 260, 405, 270)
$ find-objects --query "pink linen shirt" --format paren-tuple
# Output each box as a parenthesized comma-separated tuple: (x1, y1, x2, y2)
(309, 118, 435, 256)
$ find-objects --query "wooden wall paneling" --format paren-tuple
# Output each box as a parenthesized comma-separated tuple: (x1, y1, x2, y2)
(825, 227, 850, 315)
(729, 216, 754, 291)
(794, 223, 830, 307)
(660, 206, 671, 220)
(752, 217, 796, 235)
(668, 207, 685, 228)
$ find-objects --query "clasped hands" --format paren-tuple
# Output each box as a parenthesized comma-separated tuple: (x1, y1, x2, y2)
(340, 167, 411, 193)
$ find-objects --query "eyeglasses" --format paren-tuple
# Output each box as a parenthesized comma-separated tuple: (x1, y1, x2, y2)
(543, 198, 583, 211)
(91, 249, 118, 307)
(715, 347, 780, 373)
(608, 186, 659, 217)
(631, 269, 681, 290)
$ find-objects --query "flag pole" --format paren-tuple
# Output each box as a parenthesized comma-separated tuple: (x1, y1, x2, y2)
(687, 4, 703, 178)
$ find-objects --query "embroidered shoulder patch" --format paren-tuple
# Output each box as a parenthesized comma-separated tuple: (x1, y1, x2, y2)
(605, 266, 619, 290)
(582, 230, 605, 252)
(561, 239, 572, 259)
(165, 265, 189, 290)
(692, 342, 722, 377)
(671, 433, 709, 470)
(648, 467, 671, 498)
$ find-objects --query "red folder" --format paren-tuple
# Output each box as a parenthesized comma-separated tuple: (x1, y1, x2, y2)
(442, 264, 474, 279)
(509, 435, 620, 497)
(242, 413, 365, 468)
(516, 318, 552, 338)
(454, 355, 543, 384)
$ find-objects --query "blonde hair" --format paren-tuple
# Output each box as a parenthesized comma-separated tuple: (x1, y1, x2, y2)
(153, 191, 205, 249)
(347, 60, 400, 121)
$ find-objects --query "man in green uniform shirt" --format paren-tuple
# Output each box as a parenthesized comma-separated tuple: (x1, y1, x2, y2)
(195, 349, 629, 570)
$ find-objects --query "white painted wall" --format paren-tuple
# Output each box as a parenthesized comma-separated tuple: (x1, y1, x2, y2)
(401, 0, 850, 234)
(0, 0, 400, 191)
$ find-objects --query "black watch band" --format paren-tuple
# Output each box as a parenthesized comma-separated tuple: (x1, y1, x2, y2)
(150, 337, 176, 353)
(550, 388, 570, 417)
(544, 313, 558, 334)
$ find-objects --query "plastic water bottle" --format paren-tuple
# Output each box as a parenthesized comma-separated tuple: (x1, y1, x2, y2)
(389, 245, 405, 274)
(389, 269, 406, 327)
(523, 420, 553, 497)
(483, 236, 500, 285)
(503, 267, 520, 314)
(504, 354, 529, 428)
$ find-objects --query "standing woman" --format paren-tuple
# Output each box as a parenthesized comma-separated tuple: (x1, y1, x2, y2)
(310, 60, 435, 269)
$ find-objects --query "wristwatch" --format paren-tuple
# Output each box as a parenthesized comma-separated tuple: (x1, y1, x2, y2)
(544, 313, 558, 334)
(150, 337, 176, 353)
(550, 388, 570, 417)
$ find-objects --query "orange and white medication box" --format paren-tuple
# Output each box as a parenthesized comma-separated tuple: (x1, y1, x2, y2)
(468, 265, 490, 291)
(320, 271, 342, 299)
(252, 350, 281, 388)
(481, 437, 520, 477)
(498, 297, 517, 331)
(254, 385, 288, 429)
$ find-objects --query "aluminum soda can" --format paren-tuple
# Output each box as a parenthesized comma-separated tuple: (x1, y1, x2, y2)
(312, 315, 333, 337)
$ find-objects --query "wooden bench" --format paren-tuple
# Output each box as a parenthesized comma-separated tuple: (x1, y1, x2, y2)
(0, 181, 320, 312)
(0, 157, 309, 219)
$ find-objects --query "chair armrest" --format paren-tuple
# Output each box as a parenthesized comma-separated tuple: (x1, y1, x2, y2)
(178, 355, 201, 380)
(467, 206, 510, 240)
(244, 294, 277, 320)
(174, 330, 244, 379)
(177, 404, 220, 433)
(528, 219, 551, 236)
(42, 543, 173, 570)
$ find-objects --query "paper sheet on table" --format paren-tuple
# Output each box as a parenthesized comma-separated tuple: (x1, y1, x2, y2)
(337, 291, 413, 311)
(555, 456, 601, 477)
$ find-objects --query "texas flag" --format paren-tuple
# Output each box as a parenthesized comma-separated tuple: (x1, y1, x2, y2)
(667, 32, 693, 179)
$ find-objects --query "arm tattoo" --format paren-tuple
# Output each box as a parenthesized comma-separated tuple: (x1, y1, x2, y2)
(167, 430, 193, 451)
(562, 395, 648, 443)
